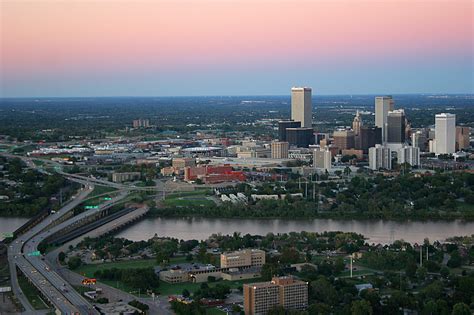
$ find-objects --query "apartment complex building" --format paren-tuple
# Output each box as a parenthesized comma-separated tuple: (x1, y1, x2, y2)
(243, 276, 308, 315)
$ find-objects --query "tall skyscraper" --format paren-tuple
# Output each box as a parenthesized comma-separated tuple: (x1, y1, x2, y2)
(456, 126, 470, 151)
(398, 146, 420, 167)
(386, 109, 406, 144)
(278, 120, 301, 141)
(369, 144, 392, 170)
(291, 87, 312, 128)
(313, 147, 332, 171)
(352, 110, 363, 136)
(271, 141, 289, 159)
(434, 113, 456, 155)
(375, 96, 394, 143)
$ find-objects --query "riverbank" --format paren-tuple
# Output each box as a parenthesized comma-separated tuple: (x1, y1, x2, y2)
(114, 217, 474, 244)
(148, 204, 474, 221)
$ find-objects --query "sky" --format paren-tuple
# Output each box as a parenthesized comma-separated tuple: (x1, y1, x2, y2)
(0, 0, 473, 97)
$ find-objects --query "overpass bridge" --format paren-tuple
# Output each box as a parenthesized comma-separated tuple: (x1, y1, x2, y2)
(1, 152, 164, 313)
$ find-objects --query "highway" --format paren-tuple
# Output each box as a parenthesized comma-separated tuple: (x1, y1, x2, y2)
(45, 205, 173, 315)
(1, 152, 174, 313)
(8, 187, 97, 314)
(8, 187, 131, 314)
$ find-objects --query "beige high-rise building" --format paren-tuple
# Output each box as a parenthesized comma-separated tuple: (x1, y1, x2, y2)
(333, 130, 355, 150)
(271, 141, 289, 159)
(244, 276, 308, 315)
(456, 126, 470, 151)
(375, 96, 394, 143)
(291, 87, 312, 128)
(352, 110, 363, 136)
(220, 249, 265, 269)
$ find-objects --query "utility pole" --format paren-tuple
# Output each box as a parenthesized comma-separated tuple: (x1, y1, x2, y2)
(305, 178, 308, 199)
(399, 271, 402, 291)
(426, 247, 429, 261)
(350, 254, 353, 278)
(420, 246, 423, 267)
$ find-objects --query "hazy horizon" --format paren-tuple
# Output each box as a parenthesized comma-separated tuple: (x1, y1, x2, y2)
(1, 92, 474, 100)
(1, 0, 473, 97)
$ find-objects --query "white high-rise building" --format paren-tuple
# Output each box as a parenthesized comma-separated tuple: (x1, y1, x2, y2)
(434, 113, 456, 155)
(398, 146, 420, 167)
(291, 87, 312, 128)
(313, 147, 331, 171)
(375, 96, 394, 143)
(369, 144, 391, 170)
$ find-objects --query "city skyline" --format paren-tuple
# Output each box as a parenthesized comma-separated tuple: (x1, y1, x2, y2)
(1, 0, 473, 97)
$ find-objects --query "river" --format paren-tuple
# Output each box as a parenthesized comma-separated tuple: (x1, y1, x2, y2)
(2, 216, 473, 244)
(115, 217, 474, 244)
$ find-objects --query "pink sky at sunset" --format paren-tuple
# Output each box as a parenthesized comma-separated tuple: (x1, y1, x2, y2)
(1, 0, 472, 96)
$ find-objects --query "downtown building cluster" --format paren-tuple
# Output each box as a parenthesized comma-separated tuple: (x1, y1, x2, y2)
(28, 88, 471, 186)
(274, 90, 471, 173)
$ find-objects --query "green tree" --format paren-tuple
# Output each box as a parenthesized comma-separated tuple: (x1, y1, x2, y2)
(451, 303, 471, 315)
(67, 256, 82, 270)
(421, 300, 438, 315)
(351, 300, 373, 315)
(182, 289, 190, 298)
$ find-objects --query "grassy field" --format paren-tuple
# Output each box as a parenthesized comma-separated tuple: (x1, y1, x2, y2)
(338, 269, 377, 278)
(165, 189, 211, 199)
(75, 259, 158, 278)
(18, 276, 50, 310)
(163, 189, 215, 207)
(75, 256, 190, 278)
(163, 196, 215, 207)
(158, 277, 260, 296)
(206, 308, 227, 315)
(89, 186, 118, 198)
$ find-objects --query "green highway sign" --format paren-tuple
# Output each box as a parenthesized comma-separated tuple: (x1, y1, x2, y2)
(27, 251, 41, 257)
(2, 232, 14, 238)
(85, 205, 99, 209)
(104, 197, 112, 201)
